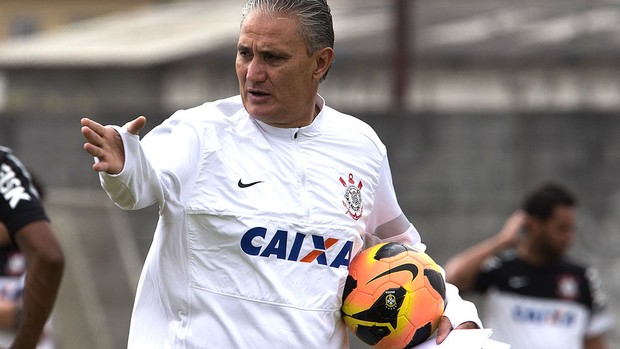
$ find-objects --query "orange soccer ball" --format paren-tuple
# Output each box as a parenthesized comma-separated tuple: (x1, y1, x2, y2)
(341, 242, 446, 349)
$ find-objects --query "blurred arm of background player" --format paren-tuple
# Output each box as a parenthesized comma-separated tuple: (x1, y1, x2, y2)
(443, 211, 525, 292)
(0, 223, 17, 330)
(0, 217, 64, 348)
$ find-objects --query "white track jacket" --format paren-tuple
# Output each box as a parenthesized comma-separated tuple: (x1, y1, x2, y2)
(99, 95, 481, 348)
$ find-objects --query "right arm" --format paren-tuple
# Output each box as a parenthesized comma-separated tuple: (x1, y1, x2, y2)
(81, 115, 202, 210)
(81, 116, 161, 209)
(444, 211, 525, 292)
(365, 156, 482, 342)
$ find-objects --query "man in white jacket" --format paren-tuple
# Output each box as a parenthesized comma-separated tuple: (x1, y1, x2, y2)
(81, 0, 481, 348)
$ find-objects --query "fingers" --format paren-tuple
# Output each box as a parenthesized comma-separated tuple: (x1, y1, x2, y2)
(436, 319, 480, 344)
(497, 210, 527, 246)
(80, 117, 126, 174)
(454, 321, 479, 330)
(82, 142, 98, 158)
(80, 115, 145, 174)
(81, 118, 107, 139)
(82, 140, 112, 173)
(435, 316, 452, 344)
(81, 116, 147, 139)
(506, 211, 526, 228)
(124, 116, 147, 135)
(92, 160, 110, 173)
(81, 126, 103, 151)
(81, 118, 111, 158)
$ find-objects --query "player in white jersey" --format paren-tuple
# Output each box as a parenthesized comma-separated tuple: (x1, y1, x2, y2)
(445, 183, 614, 349)
(80, 1, 481, 348)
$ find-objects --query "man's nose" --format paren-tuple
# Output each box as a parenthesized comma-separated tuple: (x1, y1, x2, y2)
(246, 58, 267, 82)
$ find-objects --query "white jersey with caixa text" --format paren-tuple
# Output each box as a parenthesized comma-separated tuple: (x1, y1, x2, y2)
(99, 95, 480, 348)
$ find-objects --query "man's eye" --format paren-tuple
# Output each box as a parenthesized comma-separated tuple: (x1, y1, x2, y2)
(264, 54, 280, 61)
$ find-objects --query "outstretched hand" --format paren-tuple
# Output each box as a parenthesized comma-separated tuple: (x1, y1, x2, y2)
(81, 116, 146, 174)
(436, 317, 479, 344)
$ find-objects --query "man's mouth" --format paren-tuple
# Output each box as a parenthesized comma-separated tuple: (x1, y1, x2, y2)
(248, 89, 269, 98)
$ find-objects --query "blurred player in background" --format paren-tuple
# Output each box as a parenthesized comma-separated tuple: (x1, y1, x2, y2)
(445, 182, 614, 349)
(80, 0, 481, 347)
(0, 146, 64, 349)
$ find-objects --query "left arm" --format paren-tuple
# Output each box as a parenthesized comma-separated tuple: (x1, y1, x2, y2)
(368, 156, 481, 344)
(0, 224, 20, 330)
(582, 267, 613, 349)
(435, 284, 479, 344)
(584, 335, 607, 349)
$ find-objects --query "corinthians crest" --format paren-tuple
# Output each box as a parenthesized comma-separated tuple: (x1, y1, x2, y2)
(340, 173, 363, 220)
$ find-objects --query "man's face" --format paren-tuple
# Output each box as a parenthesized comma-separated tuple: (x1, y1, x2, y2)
(531, 205, 576, 261)
(236, 11, 330, 128)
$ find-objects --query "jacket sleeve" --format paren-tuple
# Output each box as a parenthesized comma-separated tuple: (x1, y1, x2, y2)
(99, 126, 161, 210)
(98, 114, 202, 212)
(365, 154, 422, 248)
(443, 283, 483, 329)
(366, 154, 483, 329)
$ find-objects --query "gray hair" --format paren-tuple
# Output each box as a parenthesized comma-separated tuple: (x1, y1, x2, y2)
(241, 0, 335, 81)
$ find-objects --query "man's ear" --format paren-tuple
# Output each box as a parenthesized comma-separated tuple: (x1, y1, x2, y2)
(313, 47, 335, 81)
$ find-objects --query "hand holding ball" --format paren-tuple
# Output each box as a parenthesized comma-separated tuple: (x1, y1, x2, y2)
(342, 242, 446, 349)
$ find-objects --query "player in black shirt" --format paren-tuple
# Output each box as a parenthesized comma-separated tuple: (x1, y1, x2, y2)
(0, 146, 64, 348)
(444, 183, 613, 349)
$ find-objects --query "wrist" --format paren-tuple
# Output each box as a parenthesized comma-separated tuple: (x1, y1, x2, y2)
(492, 232, 514, 251)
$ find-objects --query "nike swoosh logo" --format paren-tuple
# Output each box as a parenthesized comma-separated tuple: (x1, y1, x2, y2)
(238, 179, 263, 188)
(366, 263, 419, 285)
